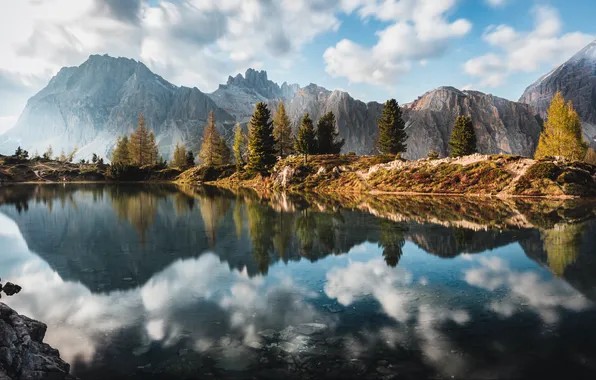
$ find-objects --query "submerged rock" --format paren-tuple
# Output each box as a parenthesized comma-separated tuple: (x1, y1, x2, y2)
(0, 303, 77, 380)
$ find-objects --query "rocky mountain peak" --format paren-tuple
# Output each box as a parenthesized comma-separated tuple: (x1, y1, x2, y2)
(519, 39, 596, 148)
(569, 39, 596, 62)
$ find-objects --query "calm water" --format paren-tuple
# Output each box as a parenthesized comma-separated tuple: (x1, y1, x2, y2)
(1, 184, 595, 380)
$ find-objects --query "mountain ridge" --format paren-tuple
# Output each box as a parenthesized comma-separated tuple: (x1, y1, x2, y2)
(0, 53, 551, 160)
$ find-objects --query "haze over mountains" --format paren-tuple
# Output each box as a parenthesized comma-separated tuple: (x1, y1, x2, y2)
(2, 39, 596, 161)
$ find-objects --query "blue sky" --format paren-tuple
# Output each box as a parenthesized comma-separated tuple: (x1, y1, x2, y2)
(268, 0, 596, 104)
(0, 0, 595, 133)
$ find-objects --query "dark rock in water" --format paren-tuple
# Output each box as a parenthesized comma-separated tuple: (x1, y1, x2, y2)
(1, 283, 21, 297)
(0, 303, 77, 380)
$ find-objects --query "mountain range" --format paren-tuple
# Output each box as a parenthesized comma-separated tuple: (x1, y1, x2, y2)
(1, 39, 596, 161)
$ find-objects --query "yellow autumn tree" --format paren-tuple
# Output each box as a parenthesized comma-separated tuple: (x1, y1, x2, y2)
(128, 114, 159, 166)
(534, 91, 587, 161)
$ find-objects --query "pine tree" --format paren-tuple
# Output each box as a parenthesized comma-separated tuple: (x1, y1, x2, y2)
(67, 146, 78, 163)
(111, 136, 131, 165)
(185, 150, 195, 168)
(58, 149, 67, 162)
(535, 91, 587, 161)
(316, 111, 344, 154)
(233, 123, 246, 171)
(273, 102, 293, 157)
(449, 115, 477, 157)
(218, 137, 231, 165)
(128, 113, 155, 166)
(247, 102, 276, 173)
(377, 99, 407, 155)
(92, 153, 99, 164)
(294, 113, 317, 164)
(199, 110, 227, 166)
(586, 147, 596, 165)
(148, 132, 159, 165)
(172, 142, 187, 168)
(43, 145, 53, 160)
(14, 146, 22, 158)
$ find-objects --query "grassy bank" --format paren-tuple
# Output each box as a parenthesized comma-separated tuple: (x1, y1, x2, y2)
(190, 153, 596, 198)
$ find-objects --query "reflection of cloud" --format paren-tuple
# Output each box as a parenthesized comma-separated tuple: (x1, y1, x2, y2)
(0, 212, 324, 368)
(465, 257, 590, 324)
(324, 259, 469, 377)
(325, 259, 413, 322)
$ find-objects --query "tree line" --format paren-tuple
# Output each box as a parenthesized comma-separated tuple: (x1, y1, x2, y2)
(7, 89, 595, 172)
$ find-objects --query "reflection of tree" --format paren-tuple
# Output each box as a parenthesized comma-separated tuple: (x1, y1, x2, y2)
(273, 210, 295, 261)
(246, 200, 275, 274)
(542, 223, 585, 277)
(379, 219, 407, 267)
(173, 193, 195, 216)
(198, 195, 231, 247)
(233, 196, 244, 239)
(109, 187, 162, 242)
(295, 209, 317, 257)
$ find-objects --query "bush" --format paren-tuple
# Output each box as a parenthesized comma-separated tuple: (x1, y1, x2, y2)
(106, 164, 147, 181)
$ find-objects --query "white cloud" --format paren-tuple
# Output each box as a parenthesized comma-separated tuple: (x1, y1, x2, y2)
(324, 0, 472, 87)
(485, 0, 509, 7)
(464, 5, 595, 87)
(0, 0, 348, 129)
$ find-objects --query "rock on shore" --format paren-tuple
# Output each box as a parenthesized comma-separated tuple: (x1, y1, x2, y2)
(0, 303, 76, 380)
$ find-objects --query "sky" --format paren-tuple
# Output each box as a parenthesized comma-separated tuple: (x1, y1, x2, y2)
(0, 0, 595, 133)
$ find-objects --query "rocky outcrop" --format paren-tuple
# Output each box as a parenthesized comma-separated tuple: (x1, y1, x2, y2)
(1, 54, 235, 161)
(520, 39, 596, 148)
(404, 87, 543, 159)
(0, 303, 76, 380)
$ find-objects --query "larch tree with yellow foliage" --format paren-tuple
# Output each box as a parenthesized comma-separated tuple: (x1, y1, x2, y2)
(534, 91, 587, 161)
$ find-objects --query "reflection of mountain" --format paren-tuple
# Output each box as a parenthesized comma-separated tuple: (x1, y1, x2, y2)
(1, 185, 596, 295)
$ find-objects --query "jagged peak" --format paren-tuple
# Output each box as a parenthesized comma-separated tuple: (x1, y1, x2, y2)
(570, 39, 596, 62)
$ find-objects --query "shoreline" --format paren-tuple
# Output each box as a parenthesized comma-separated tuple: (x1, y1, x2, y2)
(2, 153, 596, 199)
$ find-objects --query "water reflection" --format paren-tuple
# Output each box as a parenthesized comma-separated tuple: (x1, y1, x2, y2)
(1, 184, 596, 379)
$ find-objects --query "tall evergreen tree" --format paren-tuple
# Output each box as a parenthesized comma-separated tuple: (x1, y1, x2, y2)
(218, 137, 232, 165)
(199, 110, 227, 166)
(128, 114, 156, 166)
(247, 102, 276, 173)
(185, 150, 195, 168)
(449, 115, 477, 157)
(148, 132, 159, 164)
(233, 123, 246, 171)
(43, 145, 53, 160)
(535, 91, 587, 161)
(316, 111, 344, 154)
(273, 102, 293, 157)
(294, 113, 317, 164)
(111, 136, 131, 165)
(377, 99, 407, 155)
(172, 142, 187, 168)
(586, 147, 596, 165)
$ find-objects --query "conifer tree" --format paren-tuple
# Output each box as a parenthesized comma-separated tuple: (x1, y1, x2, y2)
(199, 110, 227, 166)
(233, 123, 246, 171)
(534, 91, 587, 161)
(128, 114, 156, 166)
(449, 115, 477, 157)
(58, 149, 67, 162)
(247, 102, 276, 173)
(294, 113, 317, 164)
(172, 142, 187, 168)
(586, 147, 596, 165)
(218, 137, 231, 165)
(185, 150, 195, 168)
(377, 99, 407, 155)
(43, 145, 53, 160)
(111, 136, 131, 165)
(148, 132, 159, 165)
(316, 111, 344, 154)
(273, 102, 293, 157)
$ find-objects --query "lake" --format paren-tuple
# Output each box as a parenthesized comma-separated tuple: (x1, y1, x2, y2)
(0, 184, 595, 379)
